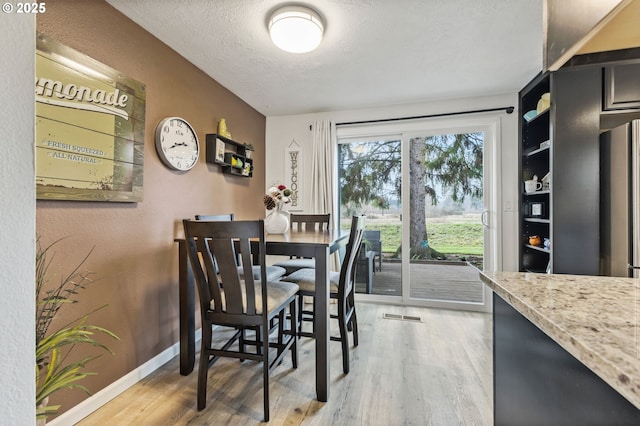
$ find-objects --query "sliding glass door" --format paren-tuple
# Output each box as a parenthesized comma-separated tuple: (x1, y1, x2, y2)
(337, 117, 499, 312)
(338, 136, 402, 298)
(404, 131, 487, 308)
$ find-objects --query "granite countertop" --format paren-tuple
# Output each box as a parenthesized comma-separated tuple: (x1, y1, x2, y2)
(480, 271, 640, 409)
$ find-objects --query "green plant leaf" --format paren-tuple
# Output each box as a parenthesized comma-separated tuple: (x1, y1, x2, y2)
(35, 236, 118, 421)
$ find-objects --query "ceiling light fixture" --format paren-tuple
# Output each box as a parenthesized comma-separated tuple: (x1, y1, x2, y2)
(268, 5, 324, 53)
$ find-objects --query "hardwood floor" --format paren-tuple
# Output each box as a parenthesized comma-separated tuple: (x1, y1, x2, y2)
(77, 302, 493, 425)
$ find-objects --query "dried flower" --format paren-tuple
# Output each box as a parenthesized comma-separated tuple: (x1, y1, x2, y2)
(264, 184, 292, 210)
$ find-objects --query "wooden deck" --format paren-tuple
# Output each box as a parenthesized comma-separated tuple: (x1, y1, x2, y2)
(355, 260, 485, 303)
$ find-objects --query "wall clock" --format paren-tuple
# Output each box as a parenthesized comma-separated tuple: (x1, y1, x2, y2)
(155, 117, 199, 171)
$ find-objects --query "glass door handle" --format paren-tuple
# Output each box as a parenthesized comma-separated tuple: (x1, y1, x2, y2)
(481, 209, 489, 227)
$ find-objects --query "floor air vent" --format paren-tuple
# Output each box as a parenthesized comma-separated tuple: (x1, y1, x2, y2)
(383, 313, 422, 322)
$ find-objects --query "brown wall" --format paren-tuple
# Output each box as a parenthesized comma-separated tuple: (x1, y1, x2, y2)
(36, 0, 265, 416)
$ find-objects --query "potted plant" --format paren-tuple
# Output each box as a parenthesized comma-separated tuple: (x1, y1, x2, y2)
(36, 237, 118, 423)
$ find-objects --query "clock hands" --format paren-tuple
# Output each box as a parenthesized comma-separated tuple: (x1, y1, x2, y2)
(167, 142, 189, 149)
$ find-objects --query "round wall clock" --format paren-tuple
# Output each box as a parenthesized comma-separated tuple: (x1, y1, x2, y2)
(155, 117, 200, 171)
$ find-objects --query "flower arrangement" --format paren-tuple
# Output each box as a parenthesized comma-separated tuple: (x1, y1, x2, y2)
(263, 184, 292, 211)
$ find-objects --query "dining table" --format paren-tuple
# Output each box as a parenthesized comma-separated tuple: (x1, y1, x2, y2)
(175, 227, 349, 402)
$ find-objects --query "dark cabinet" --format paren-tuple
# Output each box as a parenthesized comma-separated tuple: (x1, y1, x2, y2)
(205, 134, 253, 178)
(519, 67, 601, 275)
(604, 60, 640, 111)
(520, 73, 552, 273)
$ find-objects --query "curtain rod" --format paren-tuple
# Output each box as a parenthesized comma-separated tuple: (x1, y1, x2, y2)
(334, 105, 514, 127)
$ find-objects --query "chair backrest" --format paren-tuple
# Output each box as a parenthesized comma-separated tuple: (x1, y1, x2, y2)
(195, 214, 235, 221)
(183, 219, 267, 323)
(338, 215, 366, 295)
(194, 214, 236, 269)
(363, 230, 382, 254)
(290, 213, 330, 232)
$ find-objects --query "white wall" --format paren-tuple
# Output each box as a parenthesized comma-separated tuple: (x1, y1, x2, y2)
(266, 94, 520, 271)
(0, 12, 36, 423)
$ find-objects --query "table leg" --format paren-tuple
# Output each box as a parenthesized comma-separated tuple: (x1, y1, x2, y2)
(178, 240, 195, 375)
(314, 246, 330, 402)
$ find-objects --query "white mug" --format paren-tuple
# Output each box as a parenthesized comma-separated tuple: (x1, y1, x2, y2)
(524, 180, 542, 193)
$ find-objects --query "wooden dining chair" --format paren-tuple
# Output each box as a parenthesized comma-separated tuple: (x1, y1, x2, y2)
(274, 213, 331, 275)
(183, 219, 299, 421)
(281, 215, 365, 374)
(195, 214, 286, 281)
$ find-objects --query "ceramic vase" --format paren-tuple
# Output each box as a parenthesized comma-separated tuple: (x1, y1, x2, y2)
(264, 208, 290, 234)
(217, 118, 232, 139)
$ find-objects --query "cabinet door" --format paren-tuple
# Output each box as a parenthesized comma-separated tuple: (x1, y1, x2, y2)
(604, 61, 640, 110)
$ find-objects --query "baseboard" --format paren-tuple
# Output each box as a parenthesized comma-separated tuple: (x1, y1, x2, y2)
(49, 328, 202, 425)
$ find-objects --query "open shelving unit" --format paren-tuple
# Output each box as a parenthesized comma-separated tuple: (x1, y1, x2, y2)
(519, 72, 551, 273)
(518, 65, 603, 276)
(205, 133, 253, 178)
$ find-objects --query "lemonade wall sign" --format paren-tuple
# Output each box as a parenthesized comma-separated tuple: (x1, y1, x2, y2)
(35, 34, 146, 202)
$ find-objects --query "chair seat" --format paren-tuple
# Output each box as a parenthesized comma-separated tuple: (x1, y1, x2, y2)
(282, 268, 340, 293)
(213, 280, 299, 314)
(273, 258, 316, 275)
(237, 265, 286, 281)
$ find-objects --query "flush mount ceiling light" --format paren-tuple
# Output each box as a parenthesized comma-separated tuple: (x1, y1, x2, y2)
(268, 5, 324, 53)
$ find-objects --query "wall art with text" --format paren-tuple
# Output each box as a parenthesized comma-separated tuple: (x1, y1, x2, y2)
(35, 33, 146, 202)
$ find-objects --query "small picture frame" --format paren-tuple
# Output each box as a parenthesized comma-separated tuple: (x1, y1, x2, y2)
(215, 138, 225, 163)
(526, 201, 545, 217)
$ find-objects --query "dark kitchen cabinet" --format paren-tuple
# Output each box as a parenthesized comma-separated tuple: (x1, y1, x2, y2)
(519, 67, 601, 275)
(604, 60, 640, 111)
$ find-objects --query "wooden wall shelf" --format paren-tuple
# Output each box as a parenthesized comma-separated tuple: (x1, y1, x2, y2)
(205, 134, 253, 178)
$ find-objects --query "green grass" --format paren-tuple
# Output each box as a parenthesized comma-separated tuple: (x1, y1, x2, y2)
(344, 221, 483, 256)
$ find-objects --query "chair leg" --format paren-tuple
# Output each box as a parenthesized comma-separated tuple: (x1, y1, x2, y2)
(239, 327, 246, 361)
(298, 295, 304, 332)
(290, 297, 298, 368)
(337, 297, 350, 374)
(277, 310, 285, 358)
(311, 297, 316, 335)
(262, 323, 270, 422)
(197, 323, 212, 411)
(348, 289, 359, 347)
(256, 327, 263, 355)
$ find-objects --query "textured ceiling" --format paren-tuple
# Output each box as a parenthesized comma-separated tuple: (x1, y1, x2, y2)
(106, 0, 543, 116)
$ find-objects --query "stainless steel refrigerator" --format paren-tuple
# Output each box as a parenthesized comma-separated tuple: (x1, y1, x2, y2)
(600, 119, 640, 278)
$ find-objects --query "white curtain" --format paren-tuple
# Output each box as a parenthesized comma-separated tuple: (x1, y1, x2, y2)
(310, 120, 337, 230)
(310, 120, 340, 271)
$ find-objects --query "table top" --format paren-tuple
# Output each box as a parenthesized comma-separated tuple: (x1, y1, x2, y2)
(480, 271, 640, 409)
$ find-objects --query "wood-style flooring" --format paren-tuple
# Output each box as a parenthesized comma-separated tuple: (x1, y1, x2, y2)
(77, 302, 493, 425)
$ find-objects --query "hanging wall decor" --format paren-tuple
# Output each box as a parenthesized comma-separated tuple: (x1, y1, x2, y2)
(285, 139, 303, 211)
(35, 33, 146, 202)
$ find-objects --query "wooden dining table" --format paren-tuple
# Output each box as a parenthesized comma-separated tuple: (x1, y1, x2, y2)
(176, 228, 349, 402)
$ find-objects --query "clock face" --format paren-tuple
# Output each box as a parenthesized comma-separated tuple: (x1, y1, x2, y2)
(154, 117, 199, 171)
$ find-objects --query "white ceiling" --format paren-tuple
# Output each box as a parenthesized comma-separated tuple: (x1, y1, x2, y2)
(106, 0, 543, 116)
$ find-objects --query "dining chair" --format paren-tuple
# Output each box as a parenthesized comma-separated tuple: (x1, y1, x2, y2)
(183, 219, 298, 421)
(281, 215, 365, 374)
(274, 213, 331, 275)
(355, 242, 374, 294)
(363, 230, 383, 271)
(195, 214, 286, 281)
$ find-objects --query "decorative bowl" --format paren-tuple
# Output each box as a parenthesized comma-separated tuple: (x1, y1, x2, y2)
(523, 110, 538, 122)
